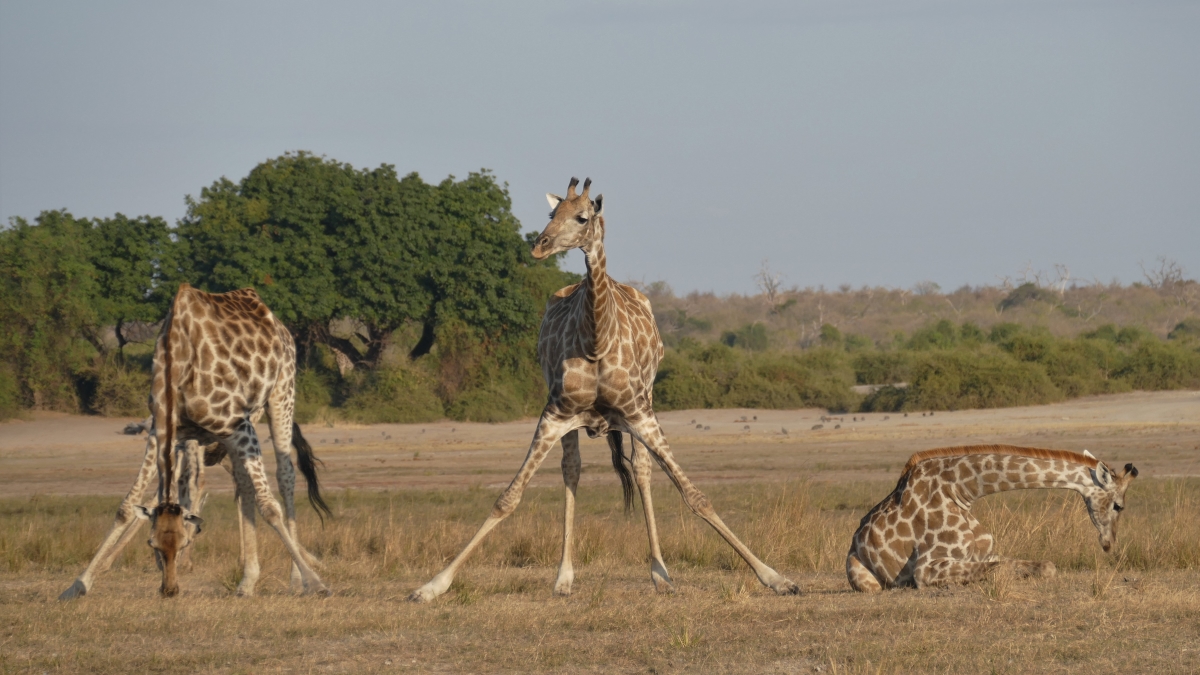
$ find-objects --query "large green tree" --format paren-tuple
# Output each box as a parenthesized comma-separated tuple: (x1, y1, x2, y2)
(88, 214, 171, 354)
(0, 211, 101, 410)
(172, 152, 570, 365)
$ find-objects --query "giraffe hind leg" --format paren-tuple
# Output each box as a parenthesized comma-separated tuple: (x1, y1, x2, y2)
(913, 558, 1003, 588)
(230, 418, 328, 596)
(554, 430, 581, 596)
(629, 435, 673, 593)
(628, 415, 799, 595)
(846, 551, 883, 592)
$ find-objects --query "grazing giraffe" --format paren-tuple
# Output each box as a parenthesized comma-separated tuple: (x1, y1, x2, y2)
(409, 178, 799, 602)
(847, 444, 1138, 592)
(60, 284, 331, 599)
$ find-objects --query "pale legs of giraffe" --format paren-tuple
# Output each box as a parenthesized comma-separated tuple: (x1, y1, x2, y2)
(553, 432, 673, 596)
(626, 414, 800, 595)
(228, 418, 329, 596)
(409, 412, 579, 602)
(630, 436, 674, 592)
(553, 430, 582, 595)
(59, 434, 160, 600)
(266, 391, 312, 591)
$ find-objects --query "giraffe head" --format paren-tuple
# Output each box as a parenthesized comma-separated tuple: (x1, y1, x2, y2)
(1082, 458, 1138, 553)
(134, 502, 204, 596)
(531, 177, 604, 260)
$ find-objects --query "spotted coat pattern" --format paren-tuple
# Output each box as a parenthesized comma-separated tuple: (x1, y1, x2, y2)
(60, 284, 328, 599)
(408, 178, 799, 602)
(847, 444, 1138, 592)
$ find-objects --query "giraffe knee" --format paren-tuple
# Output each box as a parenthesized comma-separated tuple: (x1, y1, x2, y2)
(490, 492, 521, 519)
(682, 487, 714, 517)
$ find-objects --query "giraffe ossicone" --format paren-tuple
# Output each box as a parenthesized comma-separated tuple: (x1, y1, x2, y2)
(60, 284, 330, 600)
(409, 178, 799, 602)
(847, 444, 1138, 592)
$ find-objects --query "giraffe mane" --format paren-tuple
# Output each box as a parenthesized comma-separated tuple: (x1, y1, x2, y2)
(901, 444, 1101, 476)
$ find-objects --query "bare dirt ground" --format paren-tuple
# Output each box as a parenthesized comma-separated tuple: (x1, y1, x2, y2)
(2, 391, 1199, 673)
(3, 390, 1198, 498)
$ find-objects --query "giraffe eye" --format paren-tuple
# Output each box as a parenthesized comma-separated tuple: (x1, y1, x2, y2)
(1113, 503, 1123, 512)
(576, 215, 588, 224)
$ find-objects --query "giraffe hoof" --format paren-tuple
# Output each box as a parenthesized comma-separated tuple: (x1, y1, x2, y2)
(58, 580, 88, 601)
(407, 589, 436, 603)
(771, 579, 802, 596)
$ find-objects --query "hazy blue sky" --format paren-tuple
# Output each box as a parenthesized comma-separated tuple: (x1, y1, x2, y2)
(2, 1, 1197, 294)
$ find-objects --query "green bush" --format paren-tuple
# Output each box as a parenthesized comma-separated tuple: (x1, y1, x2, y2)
(859, 385, 908, 413)
(341, 366, 443, 424)
(294, 369, 337, 424)
(1115, 340, 1200, 390)
(1169, 318, 1200, 341)
(83, 358, 151, 417)
(852, 351, 912, 385)
(0, 365, 20, 421)
(903, 349, 1062, 411)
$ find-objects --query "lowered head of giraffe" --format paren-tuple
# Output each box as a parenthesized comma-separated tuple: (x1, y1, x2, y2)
(531, 177, 603, 259)
(133, 439, 206, 597)
(1081, 452, 1139, 552)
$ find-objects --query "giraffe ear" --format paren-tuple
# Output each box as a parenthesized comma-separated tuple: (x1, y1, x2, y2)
(184, 513, 204, 534)
(593, 194, 603, 216)
(133, 505, 153, 521)
(1090, 466, 1113, 489)
(546, 193, 564, 210)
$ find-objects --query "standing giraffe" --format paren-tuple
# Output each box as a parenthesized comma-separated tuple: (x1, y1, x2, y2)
(847, 444, 1138, 592)
(409, 178, 799, 602)
(60, 284, 331, 599)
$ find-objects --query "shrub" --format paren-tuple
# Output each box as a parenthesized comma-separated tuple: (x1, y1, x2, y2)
(294, 369, 337, 424)
(0, 365, 20, 421)
(1169, 318, 1200, 341)
(341, 366, 443, 424)
(83, 358, 151, 417)
(859, 385, 907, 413)
(852, 351, 912, 385)
(903, 349, 1062, 411)
(1115, 340, 1200, 390)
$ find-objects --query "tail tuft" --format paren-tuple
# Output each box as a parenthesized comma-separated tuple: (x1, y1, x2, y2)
(608, 431, 635, 514)
(293, 421, 333, 523)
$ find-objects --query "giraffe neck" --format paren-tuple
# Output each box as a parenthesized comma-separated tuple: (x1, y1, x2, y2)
(581, 218, 618, 361)
(951, 454, 1096, 507)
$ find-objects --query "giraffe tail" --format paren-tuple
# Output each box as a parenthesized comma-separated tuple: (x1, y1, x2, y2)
(607, 431, 635, 514)
(293, 421, 333, 523)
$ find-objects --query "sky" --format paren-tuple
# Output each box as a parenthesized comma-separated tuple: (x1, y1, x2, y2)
(1, 0, 1197, 295)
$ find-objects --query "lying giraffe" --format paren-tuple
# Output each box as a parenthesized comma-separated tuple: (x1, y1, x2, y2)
(409, 178, 799, 602)
(60, 284, 331, 599)
(847, 444, 1138, 591)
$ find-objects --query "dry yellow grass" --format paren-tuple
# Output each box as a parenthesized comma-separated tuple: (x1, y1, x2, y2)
(3, 477, 1199, 673)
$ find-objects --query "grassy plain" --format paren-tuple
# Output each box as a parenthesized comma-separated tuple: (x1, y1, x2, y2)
(2, 391, 1199, 673)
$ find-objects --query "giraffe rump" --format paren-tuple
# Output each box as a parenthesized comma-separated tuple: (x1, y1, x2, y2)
(293, 421, 332, 522)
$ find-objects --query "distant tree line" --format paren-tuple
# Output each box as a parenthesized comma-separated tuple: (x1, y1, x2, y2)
(3, 152, 1198, 423)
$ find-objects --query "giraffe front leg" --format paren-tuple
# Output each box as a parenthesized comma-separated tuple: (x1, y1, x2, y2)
(59, 433, 159, 600)
(232, 419, 329, 596)
(630, 436, 673, 593)
(554, 430, 581, 596)
(628, 416, 799, 596)
(408, 412, 578, 603)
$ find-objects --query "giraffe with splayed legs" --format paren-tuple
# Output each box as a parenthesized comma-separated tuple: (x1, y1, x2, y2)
(60, 284, 331, 599)
(847, 444, 1138, 592)
(409, 178, 799, 602)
